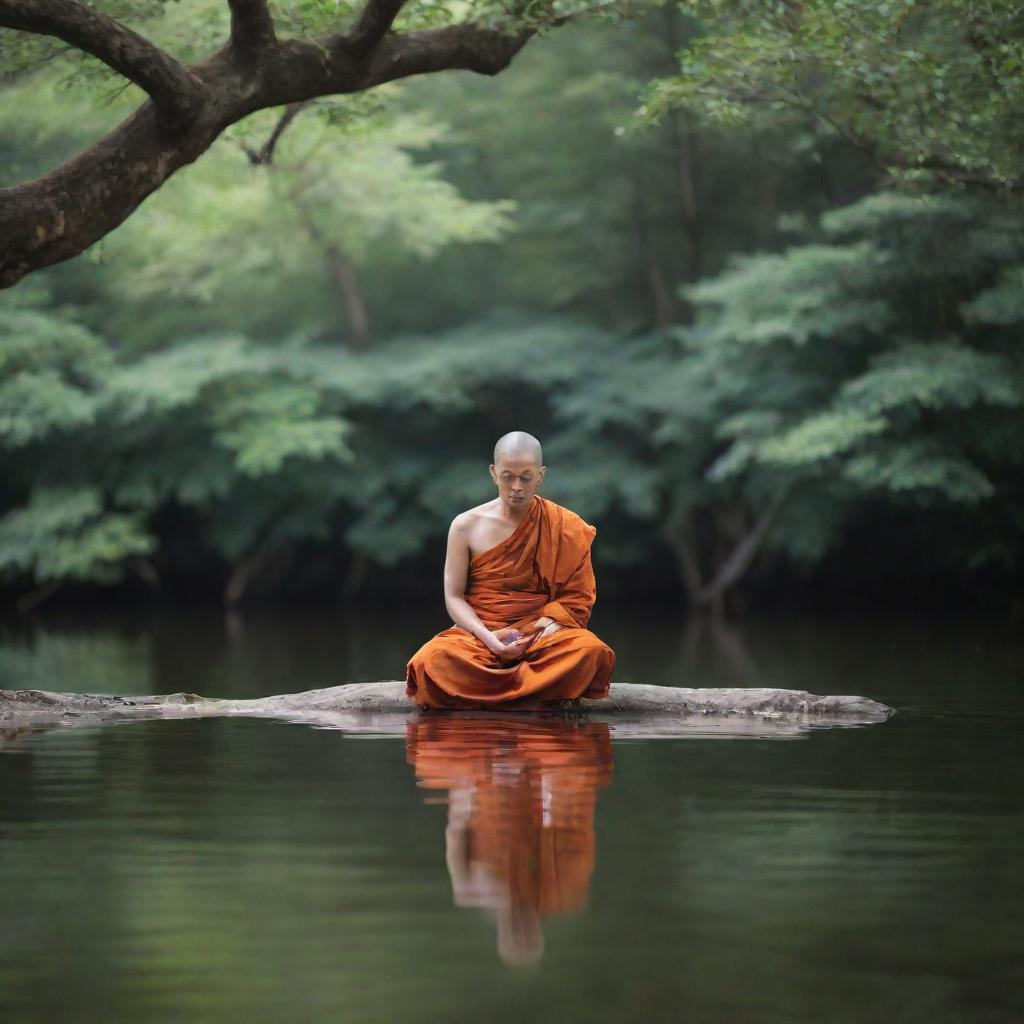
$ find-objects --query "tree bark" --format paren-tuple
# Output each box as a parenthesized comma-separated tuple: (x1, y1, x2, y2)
(0, 1, 546, 288)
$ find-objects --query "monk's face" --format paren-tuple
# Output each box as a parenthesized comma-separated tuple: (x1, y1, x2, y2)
(489, 455, 545, 509)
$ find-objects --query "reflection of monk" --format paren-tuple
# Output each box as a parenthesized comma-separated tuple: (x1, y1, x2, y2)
(406, 431, 615, 710)
(406, 715, 613, 965)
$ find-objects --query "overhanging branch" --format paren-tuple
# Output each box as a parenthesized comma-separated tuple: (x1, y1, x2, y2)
(0, 7, 560, 288)
(0, 0, 205, 129)
(360, 22, 539, 83)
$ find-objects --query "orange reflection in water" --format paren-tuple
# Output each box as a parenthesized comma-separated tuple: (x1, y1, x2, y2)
(406, 715, 613, 966)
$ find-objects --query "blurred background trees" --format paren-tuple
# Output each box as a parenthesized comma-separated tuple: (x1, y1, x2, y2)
(2, 0, 1022, 615)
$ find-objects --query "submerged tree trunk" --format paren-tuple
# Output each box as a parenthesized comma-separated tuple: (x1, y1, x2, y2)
(0, 681, 895, 743)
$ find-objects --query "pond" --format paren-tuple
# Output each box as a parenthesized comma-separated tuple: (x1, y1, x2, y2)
(0, 607, 1020, 1023)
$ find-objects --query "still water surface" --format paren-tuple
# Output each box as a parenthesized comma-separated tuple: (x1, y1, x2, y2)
(0, 607, 1020, 1023)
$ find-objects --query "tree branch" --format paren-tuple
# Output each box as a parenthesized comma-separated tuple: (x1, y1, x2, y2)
(358, 22, 539, 84)
(226, 0, 277, 64)
(344, 0, 409, 58)
(704, 490, 788, 601)
(240, 100, 310, 165)
(0, 13, 553, 288)
(0, 0, 205, 130)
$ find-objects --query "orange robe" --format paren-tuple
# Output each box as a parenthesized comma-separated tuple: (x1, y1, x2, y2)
(406, 716, 613, 962)
(405, 494, 615, 709)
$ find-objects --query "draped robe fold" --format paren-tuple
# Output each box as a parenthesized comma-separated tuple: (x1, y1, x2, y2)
(405, 495, 615, 709)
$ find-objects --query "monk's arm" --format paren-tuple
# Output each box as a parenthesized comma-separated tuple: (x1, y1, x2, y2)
(443, 516, 506, 653)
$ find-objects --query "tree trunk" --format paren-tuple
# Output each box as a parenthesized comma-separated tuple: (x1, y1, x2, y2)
(15, 579, 62, 615)
(0, 682, 895, 741)
(631, 175, 676, 328)
(663, 494, 789, 615)
(660, 6, 703, 290)
(224, 545, 291, 607)
(669, 110, 703, 284)
(296, 206, 372, 347)
(325, 243, 372, 349)
(342, 553, 370, 599)
(661, 511, 705, 607)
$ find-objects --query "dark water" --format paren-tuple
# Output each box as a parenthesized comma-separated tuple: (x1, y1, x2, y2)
(0, 607, 1020, 1023)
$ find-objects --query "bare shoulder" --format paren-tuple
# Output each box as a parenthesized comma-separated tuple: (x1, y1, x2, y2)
(452, 498, 499, 532)
(453, 499, 519, 558)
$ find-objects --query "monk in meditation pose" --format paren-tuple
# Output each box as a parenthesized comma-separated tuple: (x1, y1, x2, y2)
(405, 431, 615, 709)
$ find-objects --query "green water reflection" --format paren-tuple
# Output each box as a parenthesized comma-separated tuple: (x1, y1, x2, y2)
(0, 609, 1021, 1023)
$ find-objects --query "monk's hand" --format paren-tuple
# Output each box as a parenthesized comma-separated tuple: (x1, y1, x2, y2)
(488, 627, 540, 662)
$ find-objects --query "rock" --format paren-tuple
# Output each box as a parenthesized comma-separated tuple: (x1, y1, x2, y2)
(0, 681, 893, 743)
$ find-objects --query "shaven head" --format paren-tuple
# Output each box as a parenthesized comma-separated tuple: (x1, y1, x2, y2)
(490, 431, 545, 509)
(493, 431, 542, 468)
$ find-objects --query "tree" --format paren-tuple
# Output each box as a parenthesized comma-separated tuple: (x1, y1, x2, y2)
(390, 4, 888, 333)
(643, 0, 1024, 192)
(97, 101, 515, 347)
(662, 191, 1024, 609)
(0, 0, 610, 288)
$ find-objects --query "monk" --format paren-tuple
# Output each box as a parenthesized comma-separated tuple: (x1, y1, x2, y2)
(405, 431, 616, 709)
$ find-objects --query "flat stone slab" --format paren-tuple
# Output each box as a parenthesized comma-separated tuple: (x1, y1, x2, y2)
(0, 681, 893, 743)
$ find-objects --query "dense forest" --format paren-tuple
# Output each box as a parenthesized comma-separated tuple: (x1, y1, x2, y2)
(1, 0, 1022, 615)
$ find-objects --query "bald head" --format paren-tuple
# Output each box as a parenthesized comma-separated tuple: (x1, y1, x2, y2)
(490, 432, 545, 508)
(493, 431, 543, 467)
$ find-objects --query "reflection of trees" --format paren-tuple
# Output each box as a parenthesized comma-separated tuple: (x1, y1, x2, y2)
(406, 715, 613, 966)
(676, 614, 762, 688)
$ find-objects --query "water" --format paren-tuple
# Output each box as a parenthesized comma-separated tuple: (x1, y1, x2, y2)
(0, 607, 1020, 1023)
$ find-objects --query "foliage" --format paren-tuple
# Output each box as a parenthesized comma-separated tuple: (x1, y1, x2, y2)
(0, 487, 154, 585)
(95, 104, 515, 342)
(677, 191, 1024, 570)
(1, 3, 1022, 608)
(644, 0, 1024, 189)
